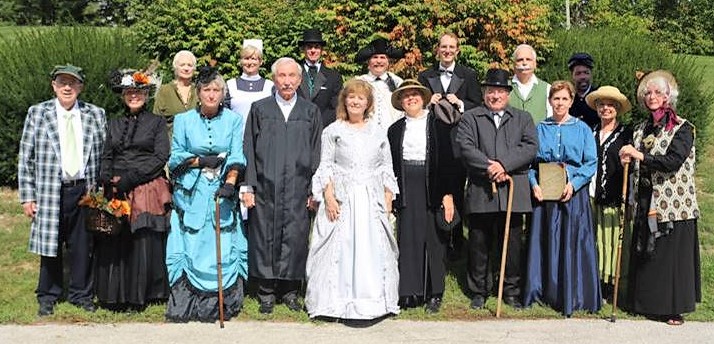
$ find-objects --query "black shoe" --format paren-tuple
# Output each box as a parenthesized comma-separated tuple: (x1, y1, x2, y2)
(470, 295, 486, 310)
(38, 302, 54, 316)
(503, 296, 522, 309)
(283, 297, 302, 312)
(72, 300, 97, 313)
(399, 295, 418, 309)
(259, 301, 274, 314)
(425, 297, 442, 314)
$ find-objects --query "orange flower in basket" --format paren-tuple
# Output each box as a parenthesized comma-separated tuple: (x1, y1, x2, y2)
(108, 198, 123, 211)
(133, 72, 149, 85)
(120, 200, 131, 217)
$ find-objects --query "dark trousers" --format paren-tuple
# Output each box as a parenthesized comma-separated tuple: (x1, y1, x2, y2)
(35, 183, 93, 305)
(256, 278, 301, 304)
(467, 212, 524, 298)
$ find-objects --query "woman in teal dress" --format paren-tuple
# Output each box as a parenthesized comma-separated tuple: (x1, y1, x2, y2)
(165, 67, 248, 322)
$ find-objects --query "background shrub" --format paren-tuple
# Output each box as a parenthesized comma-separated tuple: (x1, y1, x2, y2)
(539, 27, 714, 150)
(0, 26, 148, 187)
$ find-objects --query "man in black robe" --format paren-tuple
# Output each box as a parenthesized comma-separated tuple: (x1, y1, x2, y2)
(296, 28, 343, 127)
(242, 57, 323, 314)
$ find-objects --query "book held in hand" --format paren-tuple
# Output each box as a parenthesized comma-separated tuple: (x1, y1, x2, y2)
(538, 163, 566, 201)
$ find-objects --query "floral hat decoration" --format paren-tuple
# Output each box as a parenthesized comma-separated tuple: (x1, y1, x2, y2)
(108, 60, 161, 94)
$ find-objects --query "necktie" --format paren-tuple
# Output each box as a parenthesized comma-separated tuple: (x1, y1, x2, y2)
(63, 112, 81, 177)
(439, 68, 453, 77)
(307, 65, 317, 95)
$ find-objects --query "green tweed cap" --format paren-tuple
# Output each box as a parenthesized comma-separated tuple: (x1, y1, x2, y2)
(50, 64, 85, 83)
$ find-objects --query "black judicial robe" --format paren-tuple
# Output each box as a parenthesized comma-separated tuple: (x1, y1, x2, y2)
(243, 95, 323, 280)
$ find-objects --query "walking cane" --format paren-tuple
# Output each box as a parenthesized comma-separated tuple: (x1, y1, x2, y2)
(610, 162, 629, 323)
(495, 176, 514, 318)
(214, 197, 225, 328)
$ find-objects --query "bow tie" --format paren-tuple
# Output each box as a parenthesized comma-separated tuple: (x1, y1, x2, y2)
(439, 68, 453, 77)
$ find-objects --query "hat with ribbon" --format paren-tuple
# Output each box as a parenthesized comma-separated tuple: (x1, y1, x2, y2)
(108, 60, 160, 93)
(299, 29, 326, 47)
(585, 86, 632, 116)
(390, 79, 432, 111)
(355, 38, 404, 64)
(567, 52, 594, 70)
(51, 64, 85, 83)
(480, 68, 512, 91)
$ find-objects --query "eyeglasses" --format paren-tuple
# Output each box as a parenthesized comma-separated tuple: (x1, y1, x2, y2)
(53, 79, 81, 87)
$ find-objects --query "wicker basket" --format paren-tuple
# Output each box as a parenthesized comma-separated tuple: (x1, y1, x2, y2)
(85, 207, 125, 235)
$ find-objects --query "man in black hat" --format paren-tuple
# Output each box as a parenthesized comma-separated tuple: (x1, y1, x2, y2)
(417, 32, 482, 260)
(296, 28, 343, 127)
(455, 68, 538, 310)
(18, 64, 106, 316)
(356, 37, 405, 130)
(568, 52, 599, 129)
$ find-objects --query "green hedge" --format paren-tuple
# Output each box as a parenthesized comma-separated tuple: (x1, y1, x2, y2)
(539, 28, 714, 151)
(0, 26, 148, 187)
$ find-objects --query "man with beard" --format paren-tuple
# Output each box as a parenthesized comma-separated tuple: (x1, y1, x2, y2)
(509, 44, 551, 123)
(568, 52, 599, 129)
(242, 57, 323, 314)
(296, 29, 343, 127)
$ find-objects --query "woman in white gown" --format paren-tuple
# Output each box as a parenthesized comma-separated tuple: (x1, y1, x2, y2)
(305, 78, 400, 320)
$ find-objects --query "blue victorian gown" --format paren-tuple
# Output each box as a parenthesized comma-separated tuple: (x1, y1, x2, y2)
(165, 107, 248, 322)
(524, 116, 601, 316)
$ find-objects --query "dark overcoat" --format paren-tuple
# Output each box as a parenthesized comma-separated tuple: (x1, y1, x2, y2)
(455, 105, 538, 214)
(297, 62, 343, 127)
(417, 64, 482, 111)
(243, 95, 323, 280)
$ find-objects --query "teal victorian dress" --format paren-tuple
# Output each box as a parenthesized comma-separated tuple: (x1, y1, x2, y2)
(165, 107, 248, 322)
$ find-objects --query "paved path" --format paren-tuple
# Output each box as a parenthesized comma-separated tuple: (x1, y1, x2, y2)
(2, 319, 713, 344)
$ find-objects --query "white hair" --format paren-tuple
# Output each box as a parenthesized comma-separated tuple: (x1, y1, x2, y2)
(637, 76, 679, 109)
(172, 50, 197, 71)
(512, 44, 537, 60)
(271, 57, 302, 75)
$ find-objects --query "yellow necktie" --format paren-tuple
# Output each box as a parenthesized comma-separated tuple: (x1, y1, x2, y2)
(63, 112, 80, 177)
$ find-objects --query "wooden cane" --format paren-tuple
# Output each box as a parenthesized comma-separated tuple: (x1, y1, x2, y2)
(610, 162, 629, 323)
(495, 176, 514, 318)
(215, 197, 225, 328)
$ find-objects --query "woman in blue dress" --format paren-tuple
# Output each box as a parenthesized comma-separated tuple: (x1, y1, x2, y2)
(523, 80, 601, 316)
(165, 67, 248, 322)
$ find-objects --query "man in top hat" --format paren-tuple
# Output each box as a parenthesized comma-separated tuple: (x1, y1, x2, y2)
(568, 52, 599, 129)
(417, 32, 482, 260)
(509, 44, 552, 123)
(18, 64, 106, 316)
(296, 28, 343, 127)
(455, 68, 538, 310)
(356, 37, 405, 130)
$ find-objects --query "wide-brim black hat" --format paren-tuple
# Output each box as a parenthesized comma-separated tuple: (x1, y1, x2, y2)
(480, 68, 512, 90)
(355, 38, 404, 64)
(298, 29, 326, 46)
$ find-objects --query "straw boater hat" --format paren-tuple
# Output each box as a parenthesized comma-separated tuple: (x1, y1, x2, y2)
(390, 79, 432, 111)
(585, 86, 632, 116)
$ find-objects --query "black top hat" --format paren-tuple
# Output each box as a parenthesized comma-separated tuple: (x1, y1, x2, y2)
(567, 52, 594, 70)
(481, 68, 512, 90)
(355, 38, 404, 64)
(299, 29, 326, 47)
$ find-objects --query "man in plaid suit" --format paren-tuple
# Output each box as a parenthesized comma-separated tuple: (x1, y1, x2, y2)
(18, 64, 106, 316)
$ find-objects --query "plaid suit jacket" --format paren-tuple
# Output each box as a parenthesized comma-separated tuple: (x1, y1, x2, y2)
(18, 99, 106, 257)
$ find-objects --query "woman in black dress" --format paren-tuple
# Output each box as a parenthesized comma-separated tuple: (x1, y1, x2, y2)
(95, 68, 172, 310)
(619, 70, 701, 325)
(387, 80, 461, 313)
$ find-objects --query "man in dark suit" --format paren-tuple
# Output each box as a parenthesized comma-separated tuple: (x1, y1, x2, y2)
(417, 32, 482, 260)
(455, 68, 538, 310)
(18, 64, 106, 316)
(296, 28, 343, 127)
(242, 57, 323, 314)
(568, 52, 599, 129)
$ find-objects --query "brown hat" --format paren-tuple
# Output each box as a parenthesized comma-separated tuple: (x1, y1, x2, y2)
(391, 79, 432, 111)
(585, 86, 632, 116)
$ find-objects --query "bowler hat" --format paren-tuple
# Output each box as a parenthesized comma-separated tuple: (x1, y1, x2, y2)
(391, 79, 432, 111)
(585, 86, 632, 116)
(480, 68, 512, 90)
(51, 64, 85, 83)
(355, 38, 404, 64)
(567, 52, 594, 70)
(299, 29, 326, 47)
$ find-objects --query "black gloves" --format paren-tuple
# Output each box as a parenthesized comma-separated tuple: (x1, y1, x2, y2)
(215, 183, 236, 199)
(198, 155, 225, 169)
(115, 172, 138, 194)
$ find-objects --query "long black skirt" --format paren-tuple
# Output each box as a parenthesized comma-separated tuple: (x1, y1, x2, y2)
(93, 222, 169, 308)
(629, 219, 701, 316)
(396, 163, 448, 297)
